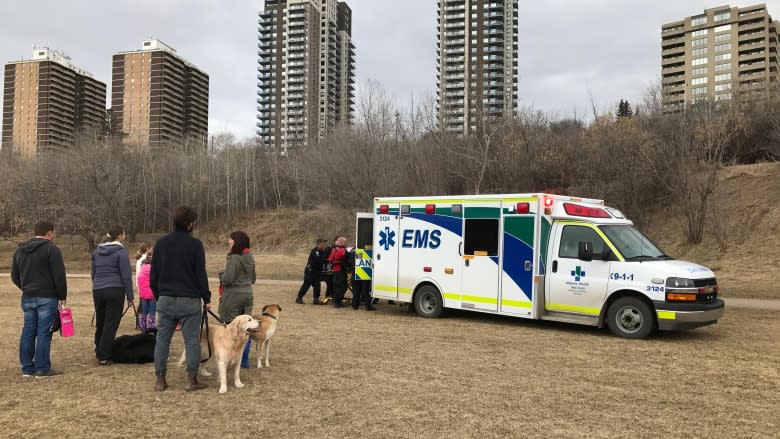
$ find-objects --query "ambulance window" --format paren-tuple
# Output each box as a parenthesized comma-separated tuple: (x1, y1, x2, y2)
(451, 204, 462, 215)
(400, 205, 411, 216)
(464, 219, 499, 256)
(559, 226, 607, 259)
(356, 218, 373, 248)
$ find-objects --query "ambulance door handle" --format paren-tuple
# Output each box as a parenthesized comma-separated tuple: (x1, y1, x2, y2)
(552, 260, 558, 273)
(458, 242, 463, 256)
(377, 254, 381, 261)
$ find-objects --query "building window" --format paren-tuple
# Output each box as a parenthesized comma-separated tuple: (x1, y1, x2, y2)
(692, 77, 708, 85)
(691, 15, 707, 26)
(714, 43, 731, 52)
(714, 53, 732, 61)
(691, 29, 709, 37)
(714, 24, 732, 33)
(692, 87, 708, 96)
(715, 62, 731, 72)
(692, 57, 707, 66)
(715, 33, 731, 42)
(714, 11, 731, 22)
(714, 93, 732, 101)
(715, 83, 732, 92)
(692, 67, 708, 76)
(715, 73, 732, 82)
(692, 48, 707, 56)
(692, 38, 707, 47)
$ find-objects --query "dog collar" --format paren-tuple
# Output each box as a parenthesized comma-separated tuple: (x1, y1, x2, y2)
(261, 312, 277, 321)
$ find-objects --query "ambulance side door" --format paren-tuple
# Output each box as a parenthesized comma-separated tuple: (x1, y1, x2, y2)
(372, 204, 400, 299)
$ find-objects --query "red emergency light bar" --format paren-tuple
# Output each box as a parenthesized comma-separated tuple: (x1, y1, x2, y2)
(515, 203, 530, 214)
(425, 204, 436, 214)
(379, 205, 389, 214)
(563, 203, 611, 218)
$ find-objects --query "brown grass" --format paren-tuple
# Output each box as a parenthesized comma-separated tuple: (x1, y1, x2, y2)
(0, 278, 778, 438)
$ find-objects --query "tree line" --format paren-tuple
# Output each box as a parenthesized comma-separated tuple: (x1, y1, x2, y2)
(0, 81, 778, 249)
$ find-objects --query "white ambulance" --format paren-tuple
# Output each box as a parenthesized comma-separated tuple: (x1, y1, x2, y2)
(357, 194, 724, 339)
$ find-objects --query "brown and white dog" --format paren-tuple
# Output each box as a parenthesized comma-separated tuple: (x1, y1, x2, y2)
(180, 314, 260, 393)
(250, 304, 282, 369)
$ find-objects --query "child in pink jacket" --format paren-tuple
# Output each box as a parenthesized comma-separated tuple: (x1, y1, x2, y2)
(136, 250, 156, 333)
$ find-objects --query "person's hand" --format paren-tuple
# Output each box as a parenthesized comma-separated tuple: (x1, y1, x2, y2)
(127, 300, 134, 307)
(204, 303, 211, 311)
(58, 300, 66, 307)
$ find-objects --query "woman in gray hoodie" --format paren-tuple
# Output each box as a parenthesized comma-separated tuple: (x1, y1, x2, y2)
(218, 231, 256, 324)
(91, 225, 134, 365)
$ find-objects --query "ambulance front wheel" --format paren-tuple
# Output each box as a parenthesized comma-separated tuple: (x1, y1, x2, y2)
(606, 297, 654, 339)
(414, 285, 444, 318)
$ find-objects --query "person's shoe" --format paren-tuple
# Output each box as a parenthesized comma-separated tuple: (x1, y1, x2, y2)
(352, 306, 359, 310)
(372, 298, 380, 305)
(388, 300, 396, 305)
(22, 372, 34, 378)
(312, 298, 322, 305)
(333, 302, 343, 308)
(366, 306, 377, 311)
(155, 375, 168, 392)
(34, 369, 63, 378)
(98, 359, 114, 366)
(185, 374, 208, 392)
(295, 297, 304, 304)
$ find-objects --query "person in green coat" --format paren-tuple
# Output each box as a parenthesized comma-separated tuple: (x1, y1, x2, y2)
(218, 231, 256, 324)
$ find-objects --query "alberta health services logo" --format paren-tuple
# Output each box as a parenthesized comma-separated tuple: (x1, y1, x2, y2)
(566, 266, 589, 295)
(379, 227, 396, 251)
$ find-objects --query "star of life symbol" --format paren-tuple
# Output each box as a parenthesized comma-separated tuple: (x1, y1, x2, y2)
(379, 227, 396, 251)
(571, 266, 586, 282)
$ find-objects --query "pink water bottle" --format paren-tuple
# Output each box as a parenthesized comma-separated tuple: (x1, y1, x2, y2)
(59, 307, 75, 338)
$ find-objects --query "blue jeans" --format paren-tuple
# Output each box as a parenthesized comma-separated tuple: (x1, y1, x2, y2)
(20, 296, 59, 374)
(140, 299, 156, 316)
(154, 296, 202, 376)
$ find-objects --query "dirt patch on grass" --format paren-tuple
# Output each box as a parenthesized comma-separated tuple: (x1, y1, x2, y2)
(0, 279, 777, 438)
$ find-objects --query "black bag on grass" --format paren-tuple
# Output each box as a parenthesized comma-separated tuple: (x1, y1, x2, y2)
(111, 332, 156, 364)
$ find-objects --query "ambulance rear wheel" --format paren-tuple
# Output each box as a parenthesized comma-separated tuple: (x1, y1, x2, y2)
(414, 285, 443, 318)
(606, 297, 654, 339)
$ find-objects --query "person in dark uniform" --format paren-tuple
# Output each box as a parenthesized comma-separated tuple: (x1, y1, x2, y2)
(321, 236, 338, 302)
(350, 247, 376, 311)
(295, 238, 327, 305)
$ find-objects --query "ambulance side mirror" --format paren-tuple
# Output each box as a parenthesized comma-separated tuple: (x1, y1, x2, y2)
(578, 242, 593, 262)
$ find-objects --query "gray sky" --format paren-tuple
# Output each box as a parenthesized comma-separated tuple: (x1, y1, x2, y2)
(1, 0, 778, 139)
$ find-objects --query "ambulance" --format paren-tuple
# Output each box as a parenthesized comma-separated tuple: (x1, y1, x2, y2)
(355, 194, 724, 339)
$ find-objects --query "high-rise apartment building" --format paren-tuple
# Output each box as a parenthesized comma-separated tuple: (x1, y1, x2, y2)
(112, 39, 209, 150)
(2, 48, 106, 157)
(662, 4, 780, 109)
(437, 0, 518, 136)
(257, 0, 355, 154)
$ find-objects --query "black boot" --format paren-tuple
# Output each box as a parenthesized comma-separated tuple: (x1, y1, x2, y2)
(185, 373, 208, 392)
(295, 297, 304, 304)
(155, 374, 168, 392)
(312, 298, 322, 305)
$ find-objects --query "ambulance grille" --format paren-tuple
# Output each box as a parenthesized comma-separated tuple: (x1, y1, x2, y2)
(693, 278, 718, 303)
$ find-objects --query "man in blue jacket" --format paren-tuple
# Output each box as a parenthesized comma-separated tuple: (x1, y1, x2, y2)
(151, 206, 211, 392)
(12, 221, 67, 378)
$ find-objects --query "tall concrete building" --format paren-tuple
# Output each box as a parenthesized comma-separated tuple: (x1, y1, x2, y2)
(2, 48, 106, 158)
(662, 4, 780, 110)
(437, 0, 518, 136)
(257, 0, 355, 154)
(112, 39, 209, 150)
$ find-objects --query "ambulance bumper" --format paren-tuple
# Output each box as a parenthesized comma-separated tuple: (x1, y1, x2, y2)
(653, 299, 725, 331)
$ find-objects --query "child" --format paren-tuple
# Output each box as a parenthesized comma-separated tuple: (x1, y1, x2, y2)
(136, 249, 156, 333)
(135, 241, 152, 274)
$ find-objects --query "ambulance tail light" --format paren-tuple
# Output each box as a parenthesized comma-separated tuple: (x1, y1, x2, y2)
(563, 203, 611, 218)
(515, 203, 530, 214)
(425, 204, 436, 214)
(379, 205, 389, 214)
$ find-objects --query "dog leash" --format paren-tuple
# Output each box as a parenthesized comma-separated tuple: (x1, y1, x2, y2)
(199, 307, 227, 363)
(121, 303, 140, 330)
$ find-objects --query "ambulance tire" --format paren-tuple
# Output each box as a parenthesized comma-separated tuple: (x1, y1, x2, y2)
(606, 297, 654, 339)
(414, 285, 444, 318)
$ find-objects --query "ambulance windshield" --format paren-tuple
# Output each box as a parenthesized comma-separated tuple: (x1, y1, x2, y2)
(599, 225, 670, 261)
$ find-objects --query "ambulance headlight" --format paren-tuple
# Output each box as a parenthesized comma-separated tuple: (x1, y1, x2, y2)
(666, 277, 695, 288)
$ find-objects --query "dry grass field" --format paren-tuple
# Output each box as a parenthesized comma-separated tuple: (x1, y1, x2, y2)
(0, 278, 778, 438)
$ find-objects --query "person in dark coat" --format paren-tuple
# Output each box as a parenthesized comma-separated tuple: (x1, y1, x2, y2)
(91, 225, 134, 366)
(295, 238, 327, 304)
(12, 221, 67, 378)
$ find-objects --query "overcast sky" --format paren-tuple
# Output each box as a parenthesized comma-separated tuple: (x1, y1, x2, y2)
(2, 0, 779, 139)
